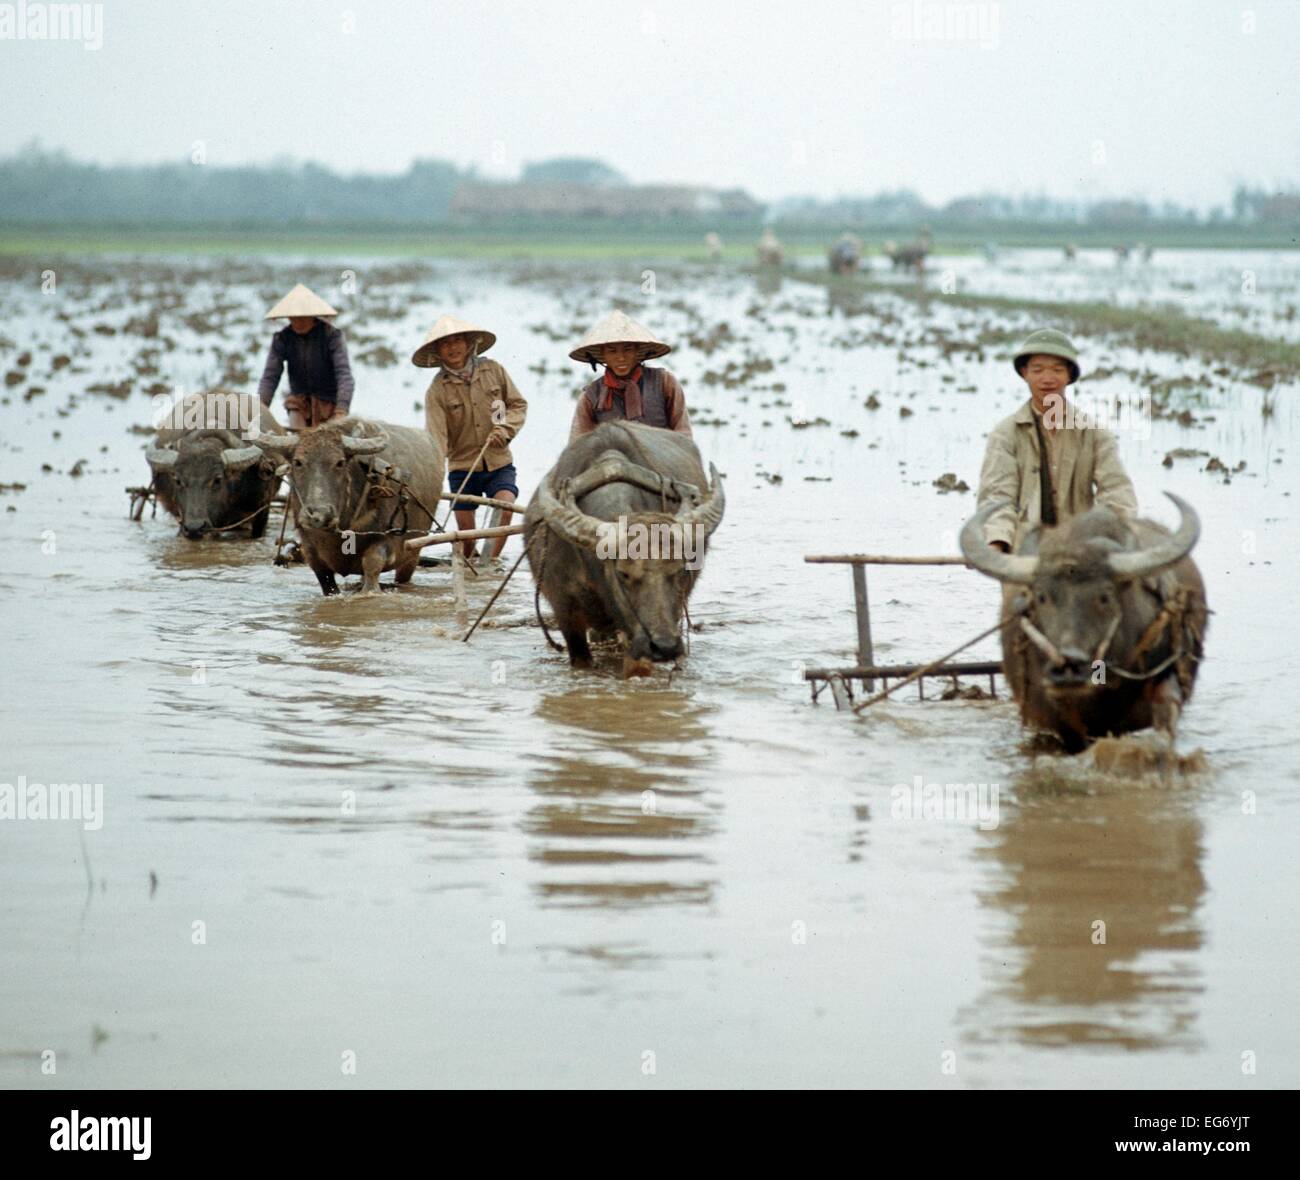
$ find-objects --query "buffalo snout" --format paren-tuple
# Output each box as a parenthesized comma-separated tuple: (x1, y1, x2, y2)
(1046, 645, 1092, 690)
(302, 504, 338, 530)
(631, 631, 683, 663)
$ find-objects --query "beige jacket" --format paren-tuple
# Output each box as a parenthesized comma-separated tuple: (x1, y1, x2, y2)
(977, 398, 1138, 550)
(424, 357, 527, 472)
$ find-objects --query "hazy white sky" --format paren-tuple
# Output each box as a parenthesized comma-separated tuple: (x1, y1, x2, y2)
(2, 0, 1297, 207)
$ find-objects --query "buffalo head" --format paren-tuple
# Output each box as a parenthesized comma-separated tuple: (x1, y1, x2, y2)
(961, 493, 1200, 704)
(147, 432, 266, 539)
(259, 420, 387, 532)
(537, 464, 725, 663)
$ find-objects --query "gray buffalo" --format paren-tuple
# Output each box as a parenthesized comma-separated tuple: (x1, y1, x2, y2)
(259, 417, 445, 595)
(146, 389, 284, 539)
(829, 233, 863, 275)
(525, 422, 725, 676)
(884, 227, 932, 273)
(960, 494, 1208, 752)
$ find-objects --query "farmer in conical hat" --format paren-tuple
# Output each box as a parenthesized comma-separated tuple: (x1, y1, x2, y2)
(977, 328, 1136, 555)
(417, 315, 528, 560)
(257, 283, 355, 430)
(568, 310, 692, 441)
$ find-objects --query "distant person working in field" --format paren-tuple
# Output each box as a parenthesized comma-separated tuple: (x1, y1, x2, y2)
(568, 310, 692, 440)
(976, 328, 1137, 556)
(257, 284, 355, 430)
(417, 315, 528, 562)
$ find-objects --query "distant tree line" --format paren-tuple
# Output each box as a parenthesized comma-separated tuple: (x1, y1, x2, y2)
(0, 143, 1295, 231)
(771, 187, 1300, 230)
(0, 142, 465, 226)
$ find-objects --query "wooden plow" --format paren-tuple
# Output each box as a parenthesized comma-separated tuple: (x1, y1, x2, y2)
(802, 553, 1004, 710)
(405, 495, 527, 629)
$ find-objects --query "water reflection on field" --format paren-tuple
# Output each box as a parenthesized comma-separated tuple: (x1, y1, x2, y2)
(0, 252, 1296, 1087)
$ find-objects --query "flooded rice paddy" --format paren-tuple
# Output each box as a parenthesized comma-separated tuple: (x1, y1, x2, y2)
(1, 249, 1297, 1087)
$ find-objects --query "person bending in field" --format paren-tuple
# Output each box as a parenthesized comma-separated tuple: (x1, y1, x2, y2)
(416, 314, 527, 561)
(258, 283, 355, 430)
(568, 310, 692, 440)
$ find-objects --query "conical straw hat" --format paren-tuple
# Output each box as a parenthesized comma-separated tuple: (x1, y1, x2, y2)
(264, 283, 338, 320)
(411, 314, 497, 368)
(568, 310, 672, 366)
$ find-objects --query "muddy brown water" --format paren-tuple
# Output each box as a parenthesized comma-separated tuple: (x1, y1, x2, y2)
(1, 253, 1297, 1087)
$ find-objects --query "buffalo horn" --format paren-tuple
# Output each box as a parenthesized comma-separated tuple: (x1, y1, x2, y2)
(535, 474, 615, 552)
(341, 430, 388, 456)
(221, 446, 263, 471)
(959, 501, 1039, 584)
(679, 463, 726, 536)
(1107, 493, 1200, 580)
(145, 448, 178, 471)
(255, 432, 298, 454)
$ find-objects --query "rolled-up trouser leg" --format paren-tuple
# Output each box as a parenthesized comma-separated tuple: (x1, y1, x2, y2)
(283, 393, 309, 431)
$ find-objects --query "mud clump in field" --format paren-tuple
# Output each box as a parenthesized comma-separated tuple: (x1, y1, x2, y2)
(357, 344, 400, 367)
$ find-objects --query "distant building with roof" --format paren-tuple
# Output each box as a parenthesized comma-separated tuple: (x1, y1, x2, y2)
(450, 181, 762, 220)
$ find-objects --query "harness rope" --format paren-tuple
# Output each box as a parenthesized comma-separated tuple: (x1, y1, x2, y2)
(283, 461, 429, 541)
(1101, 587, 1203, 687)
(212, 496, 278, 533)
(531, 523, 566, 651)
(135, 472, 276, 535)
(1014, 585, 1203, 688)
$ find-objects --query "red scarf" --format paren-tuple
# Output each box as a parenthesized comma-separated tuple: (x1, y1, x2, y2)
(600, 364, 643, 417)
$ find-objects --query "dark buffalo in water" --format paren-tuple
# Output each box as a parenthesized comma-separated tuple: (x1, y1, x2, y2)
(828, 234, 862, 275)
(960, 494, 1207, 752)
(884, 228, 932, 273)
(146, 389, 284, 539)
(259, 417, 444, 595)
(526, 422, 725, 677)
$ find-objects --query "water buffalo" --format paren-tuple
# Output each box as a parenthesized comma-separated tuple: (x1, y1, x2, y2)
(146, 389, 284, 539)
(525, 422, 725, 677)
(258, 417, 444, 595)
(829, 233, 863, 275)
(884, 228, 932, 273)
(960, 494, 1207, 752)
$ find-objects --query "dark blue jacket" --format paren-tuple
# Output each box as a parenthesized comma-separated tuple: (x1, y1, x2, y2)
(258, 321, 354, 410)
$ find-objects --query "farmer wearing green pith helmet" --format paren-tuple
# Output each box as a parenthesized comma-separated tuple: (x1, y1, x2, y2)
(976, 328, 1137, 555)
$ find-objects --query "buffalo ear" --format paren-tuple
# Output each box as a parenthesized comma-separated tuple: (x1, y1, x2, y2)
(146, 448, 178, 471)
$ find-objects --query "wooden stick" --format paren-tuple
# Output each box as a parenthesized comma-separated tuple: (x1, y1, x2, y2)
(272, 492, 291, 564)
(462, 531, 540, 643)
(451, 548, 469, 628)
(405, 523, 526, 552)
(805, 554, 968, 565)
(437, 490, 524, 514)
(851, 614, 1015, 713)
(805, 660, 1003, 680)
